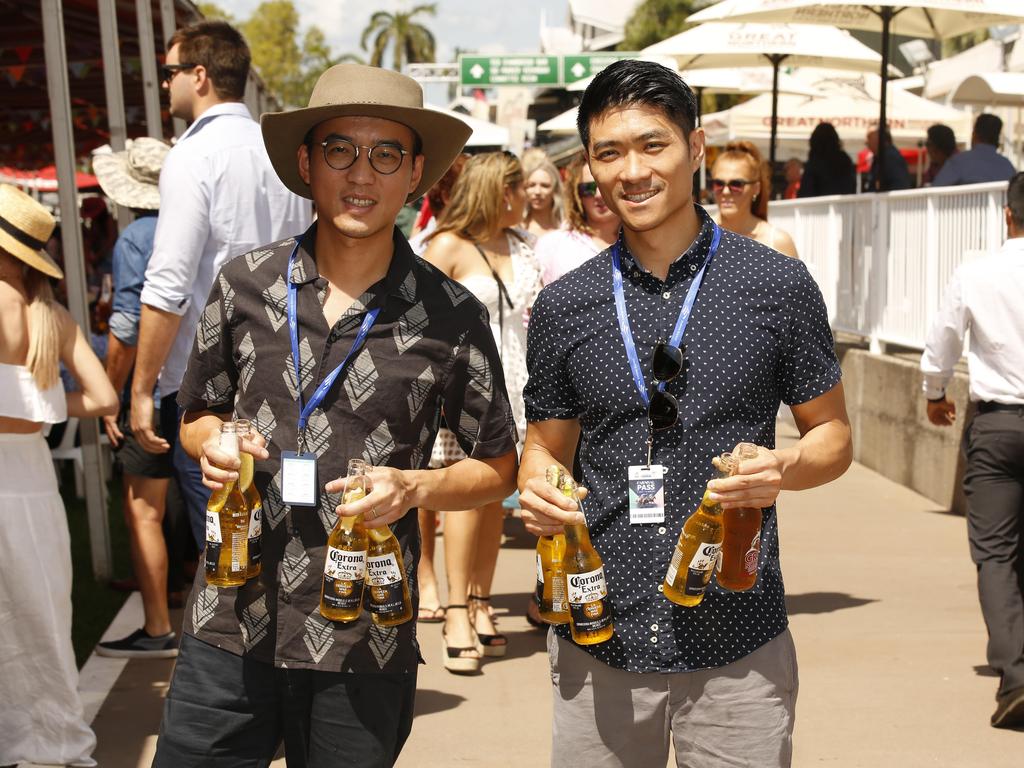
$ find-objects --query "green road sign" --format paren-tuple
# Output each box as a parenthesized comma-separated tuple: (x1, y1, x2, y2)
(460, 56, 560, 87)
(562, 53, 640, 84)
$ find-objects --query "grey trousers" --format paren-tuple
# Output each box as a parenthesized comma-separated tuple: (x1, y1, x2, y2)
(963, 408, 1024, 696)
(548, 628, 798, 768)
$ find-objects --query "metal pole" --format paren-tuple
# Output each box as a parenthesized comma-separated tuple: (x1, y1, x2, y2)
(136, 0, 164, 138)
(767, 53, 787, 199)
(875, 8, 893, 192)
(41, 0, 113, 581)
(158, 0, 186, 137)
(97, 0, 132, 232)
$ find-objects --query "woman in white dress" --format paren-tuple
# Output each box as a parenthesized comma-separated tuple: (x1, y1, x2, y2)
(0, 184, 118, 767)
(422, 152, 541, 673)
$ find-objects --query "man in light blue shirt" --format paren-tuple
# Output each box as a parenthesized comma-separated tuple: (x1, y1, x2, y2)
(932, 114, 1016, 187)
(130, 19, 311, 547)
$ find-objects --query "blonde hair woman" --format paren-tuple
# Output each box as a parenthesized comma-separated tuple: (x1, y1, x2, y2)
(0, 185, 118, 767)
(522, 154, 562, 238)
(711, 141, 798, 258)
(422, 152, 542, 673)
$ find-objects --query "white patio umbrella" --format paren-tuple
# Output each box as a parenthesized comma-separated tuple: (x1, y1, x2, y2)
(425, 105, 509, 148)
(643, 22, 892, 172)
(687, 0, 1024, 188)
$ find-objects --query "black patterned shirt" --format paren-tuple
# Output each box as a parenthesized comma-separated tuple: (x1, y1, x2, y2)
(177, 224, 517, 673)
(524, 206, 841, 674)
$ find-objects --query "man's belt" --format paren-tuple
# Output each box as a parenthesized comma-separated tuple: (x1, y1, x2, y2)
(978, 401, 1024, 415)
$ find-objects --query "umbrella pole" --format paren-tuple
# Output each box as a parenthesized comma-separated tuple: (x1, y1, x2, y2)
(767, 54, 786, 199)
(875, 8, 895, 191)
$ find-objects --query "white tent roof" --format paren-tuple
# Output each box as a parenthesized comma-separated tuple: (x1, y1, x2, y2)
(567, 65, 820, 96)
(923, 38, 1005, 99)
(425, 105, 509, 148)
(700, 73, 972, 147)
(950, 72, 1024, 105)
(538, 107, 580, 135)
(688, 0, 1024, 40)
(643, 22, 893, 75)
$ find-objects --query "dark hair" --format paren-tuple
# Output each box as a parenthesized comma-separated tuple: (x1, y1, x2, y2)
(576, 59, 697, 150)
(871, 127, 893, 146)
(808, 122, 852, 175)
(975, 113, 1003, 146)
(1008, 172, 1024, 228)
(168, 20, 250, 101)
(926, 124, 957, 157)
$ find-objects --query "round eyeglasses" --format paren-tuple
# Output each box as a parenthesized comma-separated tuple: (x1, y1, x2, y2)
(319, 138, 409, 175)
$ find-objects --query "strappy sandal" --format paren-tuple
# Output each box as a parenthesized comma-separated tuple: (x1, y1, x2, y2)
(441, 605, 481, 674)
(470, 594, 508, 658)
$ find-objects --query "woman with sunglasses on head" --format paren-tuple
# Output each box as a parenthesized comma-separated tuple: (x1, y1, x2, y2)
(535, 153, 622, 286)
(521, 153, 563, 239)
(0, 185, 118, 768)
(711, 141, 798, 259)
(423, 152, 542, 673)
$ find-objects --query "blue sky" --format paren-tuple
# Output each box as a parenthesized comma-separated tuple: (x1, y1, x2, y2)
(217, 0, 569, 61)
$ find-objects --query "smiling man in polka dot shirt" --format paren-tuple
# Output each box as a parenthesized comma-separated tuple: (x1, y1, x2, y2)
(518, 60, 854, 768)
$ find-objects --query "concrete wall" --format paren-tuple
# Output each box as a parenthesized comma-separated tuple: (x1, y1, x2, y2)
(836, 342, 971, 515)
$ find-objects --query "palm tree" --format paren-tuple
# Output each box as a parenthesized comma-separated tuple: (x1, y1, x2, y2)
(360, 4, 437, 71)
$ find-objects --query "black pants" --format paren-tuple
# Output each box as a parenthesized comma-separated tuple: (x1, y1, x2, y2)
(152, 634, 417, 767)
(964, 409, 1024, 695)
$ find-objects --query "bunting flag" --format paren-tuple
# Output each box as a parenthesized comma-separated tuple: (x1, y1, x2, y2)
(14, 46, 32, 64)
(5, 66, 25, 86)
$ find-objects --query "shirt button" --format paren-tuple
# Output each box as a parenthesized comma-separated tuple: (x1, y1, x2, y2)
(290, 527, 301, 536)
(651, 623, 659, 632)
(689, 264, 697, 273)
(631, 269, 639, 278)
(662, 291, 671, 300)
(658, 526, 667, 535)
(650, 635, 658, 644)
(657, 583, 664, 593)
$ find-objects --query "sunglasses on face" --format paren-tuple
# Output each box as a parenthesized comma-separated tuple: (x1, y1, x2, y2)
(649, 342, 685, 431)
(710, 178, 754, 194)
(161, 63, 197, 83)
(577, 181, 599, 198)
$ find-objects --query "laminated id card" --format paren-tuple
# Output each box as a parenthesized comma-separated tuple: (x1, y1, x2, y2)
(280, 451, 318, 506)
(628, 465, 666, 524)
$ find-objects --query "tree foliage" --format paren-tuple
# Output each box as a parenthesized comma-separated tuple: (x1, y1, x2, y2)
(620, 0, 698, 51)
(360, 4, 437, 71)
(195, 2, 236, 24)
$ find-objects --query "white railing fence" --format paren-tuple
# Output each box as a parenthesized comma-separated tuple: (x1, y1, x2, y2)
(768, 181, 1007, 352)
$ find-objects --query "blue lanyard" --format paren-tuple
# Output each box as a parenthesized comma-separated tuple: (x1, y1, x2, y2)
(610, 223, 721, 408)
(286, 239, 380, 439)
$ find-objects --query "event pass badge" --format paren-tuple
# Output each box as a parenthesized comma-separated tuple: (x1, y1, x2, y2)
(280, 451, 318, 507)
(628, 465, 666, 524)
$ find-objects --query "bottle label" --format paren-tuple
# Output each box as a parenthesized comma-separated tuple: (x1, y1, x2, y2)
(247, 503, 262, 566)
(229, 527, 246, 572)
(744, 531, 761, 575)
(366, 553, 405, 615)
(685, 542, 721, 596)
(665, 546, 683, 587)
(204, 511, 222, 574)
(567, 567, 612, 633)
(550, 570, 567, 613)
(534, 553, 544, 603)
(322, 546, 367, 611)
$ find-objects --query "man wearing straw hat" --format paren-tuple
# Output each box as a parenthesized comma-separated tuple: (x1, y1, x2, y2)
(151, 64, 519, 766)
(91, 137, 187, 661)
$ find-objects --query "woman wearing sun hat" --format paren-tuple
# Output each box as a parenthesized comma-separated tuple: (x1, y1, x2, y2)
(0, 183, 118, 767)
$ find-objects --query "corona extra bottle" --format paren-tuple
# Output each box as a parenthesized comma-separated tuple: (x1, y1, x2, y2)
(364, 462, 414, 627)
(535, 465, 570, 625)
(663, 453, 738, 607)
(320, 459, 369, 622)
(718, 443, 762, 592)
(556, 468, 614, 645)
(205, 422, 249, 587)
(233, 419, 262, 581)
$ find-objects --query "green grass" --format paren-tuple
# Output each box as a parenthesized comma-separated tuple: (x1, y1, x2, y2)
(62, 463, 133, 667)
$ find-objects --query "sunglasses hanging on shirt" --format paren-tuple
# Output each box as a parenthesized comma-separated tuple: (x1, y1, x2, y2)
(648, 342, 684, 431)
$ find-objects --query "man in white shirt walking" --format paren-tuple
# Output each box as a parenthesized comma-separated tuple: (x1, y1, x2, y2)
(129, 20, 311, 551)
(921, 171, 1024, 729)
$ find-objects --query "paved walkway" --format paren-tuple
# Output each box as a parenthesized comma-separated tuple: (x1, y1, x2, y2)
(76, 423, 1022, 767)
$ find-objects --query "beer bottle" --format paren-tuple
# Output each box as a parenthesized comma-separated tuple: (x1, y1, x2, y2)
(205, 422, 250, 587)
(663, 452, 738, 607)
(535, 465, 570, 625)
(320, 459, 369, 622)
(718, 443, 762, 592)
(363, 462, 414, 627)
(556, 468, 614, 645)
(233, 419, 262, 581)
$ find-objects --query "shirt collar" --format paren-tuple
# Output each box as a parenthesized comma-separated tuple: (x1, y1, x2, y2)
(288, 222, 419, 306)
(617, 204, 716, 279)
(180, 102, 251, 141)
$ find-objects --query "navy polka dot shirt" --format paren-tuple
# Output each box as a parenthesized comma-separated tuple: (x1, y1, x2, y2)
(524, 205, 842, 673)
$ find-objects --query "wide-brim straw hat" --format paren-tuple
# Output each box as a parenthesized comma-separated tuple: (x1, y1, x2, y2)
(261, 63, 473, 201)
(0, 184, 62, 280)
(92, 137, 170, 210)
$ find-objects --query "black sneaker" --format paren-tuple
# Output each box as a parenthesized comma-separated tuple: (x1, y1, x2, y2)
(992, 686, 1024, 729)
(95, 628, 179, 659)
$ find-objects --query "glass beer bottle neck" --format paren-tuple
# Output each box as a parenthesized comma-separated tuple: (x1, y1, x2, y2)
(564, 522, 592, 550)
